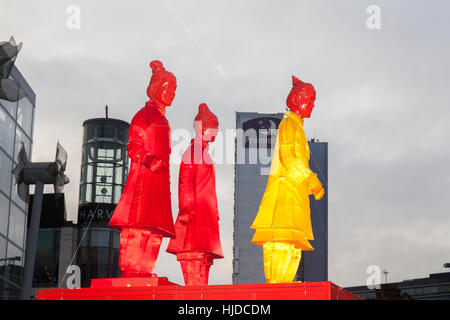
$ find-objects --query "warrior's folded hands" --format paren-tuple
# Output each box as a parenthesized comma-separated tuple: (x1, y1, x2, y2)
(143, 154, 168, 173)
(178, 212, 193, 224)
(314, 188, 325, 201)
(311, 180, 325, 200)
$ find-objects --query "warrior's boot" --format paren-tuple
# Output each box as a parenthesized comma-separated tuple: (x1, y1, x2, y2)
(119, 228, 162, 277)
(263, 241, 302, 283)
(177, 252, 213, 285)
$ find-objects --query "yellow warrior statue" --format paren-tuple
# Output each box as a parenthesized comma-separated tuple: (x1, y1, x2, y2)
(251, 75, 325, 283)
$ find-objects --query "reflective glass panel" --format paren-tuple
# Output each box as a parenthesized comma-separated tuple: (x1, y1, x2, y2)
(33, 229, 59, 288)
(10, 179, 27, 213)
(0, 192, 9, 236)
(5, 242, 24, 286)
(8, 204, 25, 249)
(0, 92, 18, 119)
(117, 127, 128, 143)
(113, 185, 122, 204)
(114, 166, 123, 185)
(110, 249, 120, 277)
(79, 230, 89, 247)
(85, 183, 92, 203)
(114, 145, 125, 161)
(0, 235, 6, 269)
(0, 107, 15, 155)
(90, 230, 110, 247)
(16, 97, 33, 136)
(96, 162, 113, 184)
(0, 150, 12, 196)
(98, 124, 114, 139)
(86, 163, 94, 184)
(95, 185, 112, 203)
(11, 128, 30, 211)
(91, 247, 110, 279)
(98, 144, 115, 162)
(78, 184, 85, 205)
(112, 231, 120, 249)
(86, 125, 95, 143)
(37, 229, 59, 253)
(14, 126, 31, 164)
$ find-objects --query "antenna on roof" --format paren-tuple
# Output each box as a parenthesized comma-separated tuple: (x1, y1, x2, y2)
(383, 270, 389, 284)
(105, 105, 109, 118)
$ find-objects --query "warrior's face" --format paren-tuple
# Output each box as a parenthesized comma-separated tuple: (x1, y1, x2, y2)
(194, 103, 219, 143)
(297, 86, 316, 118)
(287, 83, 316, 118)
(149, 78, 177, 107)
(203, 127, 219, 142)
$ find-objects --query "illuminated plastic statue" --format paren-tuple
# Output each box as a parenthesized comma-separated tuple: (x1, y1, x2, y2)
(109, 60, 176, 277)
(251, 75, 325, 283)
(167, 103, 224, 285)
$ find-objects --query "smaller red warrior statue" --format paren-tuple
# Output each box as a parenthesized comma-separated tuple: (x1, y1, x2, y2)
(109, 60, 177, 277)
(166, 103, 224, 286)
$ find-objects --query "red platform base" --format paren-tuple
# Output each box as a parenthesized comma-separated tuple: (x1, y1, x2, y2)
(91, 276, 178, 288)
(37, 280, 360, 300)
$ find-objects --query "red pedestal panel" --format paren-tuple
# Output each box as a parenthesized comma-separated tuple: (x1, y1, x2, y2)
(37, 281, 360, 300)
(91, 276, 178, 288)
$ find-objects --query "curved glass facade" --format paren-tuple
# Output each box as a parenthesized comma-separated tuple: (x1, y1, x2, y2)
(0, 66, 35, 299)
(77, 118, 129, 287)
(78, 228, 120, 285)
(79, 119, 129, 205)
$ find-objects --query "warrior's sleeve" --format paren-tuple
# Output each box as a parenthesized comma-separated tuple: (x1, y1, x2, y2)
(279, 117, 322, 193)
(126, 116, 147, 163)
(178, 162, 197, 215)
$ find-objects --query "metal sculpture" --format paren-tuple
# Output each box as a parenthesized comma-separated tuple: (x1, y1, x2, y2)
(109, 60, 177, 277)
(167, 103, 224, 285)
(12, 142, 70, 299)
(251, 75, 324, 283)
(0, 37, 25, 101)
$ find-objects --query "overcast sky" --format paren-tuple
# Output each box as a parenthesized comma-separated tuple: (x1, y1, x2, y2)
(1, 0, 450, 287)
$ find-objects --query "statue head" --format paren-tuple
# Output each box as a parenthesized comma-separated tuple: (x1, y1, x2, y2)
(194, 103, 219, 142)
(147, 60, 177, 107)
(286, 75, 316, 118)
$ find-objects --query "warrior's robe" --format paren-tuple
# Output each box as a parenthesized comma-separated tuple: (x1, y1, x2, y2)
(251, 111, 322, 251)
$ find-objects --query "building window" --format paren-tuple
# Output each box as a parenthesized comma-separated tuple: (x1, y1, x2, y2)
(4, 242, 24, 286)
(14, 125, 31, 163)
(8, 204, 25, 249)
(0, 151, 13, 197)
(0, 107, 15, 155)
(422, 286, 438, 295)
(90, 230, 110, 247)
(0, 191, 11, 239)
(33, 229, 60, 288)
(16, 97, 33, 136)
(0, 95, 18, 119)
(112, 231, 120, 249)
(0, 235, 7, 268)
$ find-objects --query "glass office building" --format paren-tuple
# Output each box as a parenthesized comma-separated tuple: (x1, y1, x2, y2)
(76, 117, 129, 287)
(0, 65, 36, 299)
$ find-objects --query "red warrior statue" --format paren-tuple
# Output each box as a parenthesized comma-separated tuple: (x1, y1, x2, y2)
(167, 103, 224, 285)
(109, 60, 177, 277)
